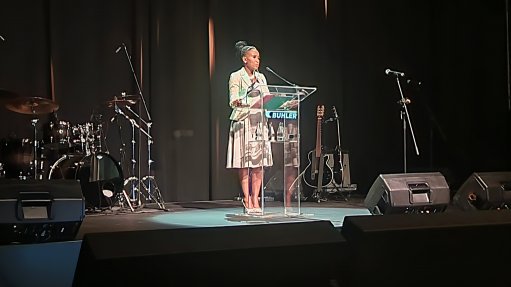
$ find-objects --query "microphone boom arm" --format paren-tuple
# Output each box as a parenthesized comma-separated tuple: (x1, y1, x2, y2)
(265, 67, 297, 87)
(121, 43, 152, 122)
(395, 76, 420, 173)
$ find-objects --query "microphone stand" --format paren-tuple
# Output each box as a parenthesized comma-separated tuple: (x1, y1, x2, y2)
(265, 67, 310, 100)
(119, 43, 166, 210)
(265, 67, 297, 87)
(332, 106, 343, 177)
(111, 103, 135, 212)
(324, 106, 348, 201)
(393, 75, 420, 173)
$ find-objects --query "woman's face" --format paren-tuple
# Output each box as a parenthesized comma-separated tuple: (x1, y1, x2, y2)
(243, 48, 260, 72)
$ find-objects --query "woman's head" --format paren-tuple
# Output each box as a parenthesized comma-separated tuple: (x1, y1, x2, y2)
(235, 41, 260, 72)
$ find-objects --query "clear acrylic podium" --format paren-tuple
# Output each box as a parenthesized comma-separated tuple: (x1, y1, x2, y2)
(247, 84, 316, 216)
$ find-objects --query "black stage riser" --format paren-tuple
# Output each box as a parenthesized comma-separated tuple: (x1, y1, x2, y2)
(73, 221, 347, 287)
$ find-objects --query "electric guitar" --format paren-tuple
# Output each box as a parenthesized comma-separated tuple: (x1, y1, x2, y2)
(303, 105, 333, 188)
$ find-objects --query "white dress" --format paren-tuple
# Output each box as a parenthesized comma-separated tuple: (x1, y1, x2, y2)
(226, 68, 273, 168)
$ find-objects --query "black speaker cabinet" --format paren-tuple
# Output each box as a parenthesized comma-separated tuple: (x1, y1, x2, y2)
(0, 179, 85, 244)
(364, 172, 450, 215)
(73, 221, 347, 287)
(453, 171, 511, 211)
(341, 211, 511, 287)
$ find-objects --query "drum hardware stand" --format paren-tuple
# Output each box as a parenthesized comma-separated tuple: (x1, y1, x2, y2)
(113, 104, 143, 208)
(125, 106, 166, 210)
(117, 42, 166, 211)
(30, 117, 42, 180)
(116, 184, 135, 212)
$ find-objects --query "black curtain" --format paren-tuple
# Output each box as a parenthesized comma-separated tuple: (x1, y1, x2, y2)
(0, 0, 509, 201)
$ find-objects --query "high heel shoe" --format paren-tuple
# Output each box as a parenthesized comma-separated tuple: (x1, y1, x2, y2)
(251, 207, 262, 214)
(242, 199, 250, 214)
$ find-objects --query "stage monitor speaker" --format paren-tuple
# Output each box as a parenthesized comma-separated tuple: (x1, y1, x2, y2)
(364, 172, 450, 215)
(0, 179, 85, 244)
(453, 171, 511, 211)
(73, 221, 347, 287)
(341, 212, 511, 287)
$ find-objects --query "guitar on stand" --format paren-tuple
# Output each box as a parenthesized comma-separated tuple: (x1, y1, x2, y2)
(303, 105, 333, 202)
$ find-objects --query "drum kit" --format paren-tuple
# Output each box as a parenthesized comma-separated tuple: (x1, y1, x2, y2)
(0, 90, 164, 212)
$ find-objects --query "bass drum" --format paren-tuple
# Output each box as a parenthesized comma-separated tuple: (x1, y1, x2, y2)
(49, 152, 124, 209)
(0, 138, 44, 179)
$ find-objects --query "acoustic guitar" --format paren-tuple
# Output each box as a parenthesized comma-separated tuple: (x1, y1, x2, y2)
(303, 105, 333, 188)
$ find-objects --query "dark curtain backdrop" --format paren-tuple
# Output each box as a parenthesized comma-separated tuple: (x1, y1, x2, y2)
(0, 0, 509, 202)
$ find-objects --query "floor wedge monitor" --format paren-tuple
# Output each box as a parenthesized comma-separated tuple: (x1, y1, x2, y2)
(453, 171, 511, 210)
(0, 179, 85, 244)
(364, 172, 450, 214)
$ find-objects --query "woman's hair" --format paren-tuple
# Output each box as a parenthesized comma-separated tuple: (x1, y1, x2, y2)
(235, 40, 256, 59)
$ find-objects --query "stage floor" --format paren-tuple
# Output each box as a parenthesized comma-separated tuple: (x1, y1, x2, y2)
(0, 196, 371, 287)
(76, 195, 371, 239)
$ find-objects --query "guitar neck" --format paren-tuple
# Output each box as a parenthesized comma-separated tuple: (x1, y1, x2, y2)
(314, 117, 322, 157)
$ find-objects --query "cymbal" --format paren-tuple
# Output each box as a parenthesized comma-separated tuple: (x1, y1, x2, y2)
(105, 98, 137, 108)
(5, 97, 59, 115)
(119, 94, 140, 101)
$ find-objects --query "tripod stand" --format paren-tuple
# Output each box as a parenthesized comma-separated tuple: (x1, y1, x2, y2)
(112, 99, 166, 210)
(115, 42, 166, 211)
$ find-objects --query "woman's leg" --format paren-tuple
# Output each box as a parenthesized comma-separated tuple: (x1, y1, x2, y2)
(250, 167, 263, 208)
(238, 168, 252, 208)
(285, 166, 298, 207)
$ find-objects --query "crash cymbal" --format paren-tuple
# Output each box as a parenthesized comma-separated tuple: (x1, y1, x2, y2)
(5, 97, 59, 115)
(105, 98, 137, 108)
(119, 94, 140, 101)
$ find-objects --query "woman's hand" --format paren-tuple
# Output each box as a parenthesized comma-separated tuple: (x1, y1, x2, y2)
(232, 98, 249, 108)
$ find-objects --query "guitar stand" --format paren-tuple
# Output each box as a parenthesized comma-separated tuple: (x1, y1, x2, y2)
(327, 179, 350, 202)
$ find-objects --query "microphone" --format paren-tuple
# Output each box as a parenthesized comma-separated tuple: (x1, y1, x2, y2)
(385, 69, 405, 77)
(332, 105, 338, 118)
(0, 35, 5, 42)
(253, 69, 260, 83)
(397, 98, 411, 105)
(406, 78, 422, 86)
(325, 106, 339, 122)
(265, 66, 296, 86)
(115, 43, 124, 53)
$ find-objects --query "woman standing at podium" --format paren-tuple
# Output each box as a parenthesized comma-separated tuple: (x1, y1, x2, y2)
(226, 40, 272, 214)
